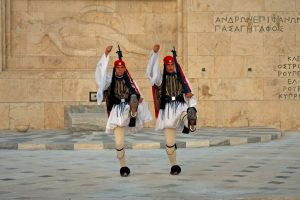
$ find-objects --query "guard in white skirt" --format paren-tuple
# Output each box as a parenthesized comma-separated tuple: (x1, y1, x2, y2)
(147, 44, 198, 175)
(95, 45, 152, 177)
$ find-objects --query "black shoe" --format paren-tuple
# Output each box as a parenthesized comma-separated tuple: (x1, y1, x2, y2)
(170, 165, 181, 175)
(182, 126, 190, 134)
(128, 117, 136, 127)
(120, 166, 130, 177)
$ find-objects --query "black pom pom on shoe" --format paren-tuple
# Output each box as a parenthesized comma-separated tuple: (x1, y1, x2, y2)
(120, 166, 131, 177)
(170, 165, 181, 175)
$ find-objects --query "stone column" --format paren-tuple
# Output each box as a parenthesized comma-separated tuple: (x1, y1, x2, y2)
(0, 0, 5, 72)
(0, 0, 2, 72)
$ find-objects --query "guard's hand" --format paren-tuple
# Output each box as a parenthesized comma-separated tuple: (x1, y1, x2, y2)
(139, 97, 144, 103)
(153, 44, 160, 53)
(105, 45, 113, 56)
(185, 93, 194, 99)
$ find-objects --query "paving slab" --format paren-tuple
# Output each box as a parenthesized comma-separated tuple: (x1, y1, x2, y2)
(0, 132, 298, 200)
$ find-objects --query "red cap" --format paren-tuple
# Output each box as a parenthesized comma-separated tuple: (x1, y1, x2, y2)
(163, 56, 174, 65)
(114, 60, 125, 67)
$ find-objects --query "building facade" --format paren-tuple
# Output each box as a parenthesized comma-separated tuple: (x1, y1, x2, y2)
(0, 0, 300, 131)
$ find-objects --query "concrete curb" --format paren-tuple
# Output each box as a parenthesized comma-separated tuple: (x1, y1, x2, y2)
(0, 130, 282, 151)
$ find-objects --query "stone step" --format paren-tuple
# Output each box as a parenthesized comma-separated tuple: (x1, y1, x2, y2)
(65, 105, 108, 132)
(70, 113, 107, 132)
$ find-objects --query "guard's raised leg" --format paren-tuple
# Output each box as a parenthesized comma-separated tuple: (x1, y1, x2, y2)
(128, 94, 138, 127)
(181, 107, 197, 133)
(187, 107, 197, 132)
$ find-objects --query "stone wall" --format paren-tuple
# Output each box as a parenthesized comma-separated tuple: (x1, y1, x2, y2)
(186, 0, 300, 130)
(0, 0, 299, 130)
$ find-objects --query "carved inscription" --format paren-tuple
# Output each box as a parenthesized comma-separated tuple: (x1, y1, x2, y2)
(278, 56, 300, 100)
(215, 14, 300, 33)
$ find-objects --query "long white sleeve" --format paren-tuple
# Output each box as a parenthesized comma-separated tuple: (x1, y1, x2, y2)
(146, 51, 162, 86)
(95, 54, 111, 105)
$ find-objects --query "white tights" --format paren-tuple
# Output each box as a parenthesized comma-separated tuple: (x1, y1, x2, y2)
(114, 127, 126, 167)
(164, 128, 177, 166)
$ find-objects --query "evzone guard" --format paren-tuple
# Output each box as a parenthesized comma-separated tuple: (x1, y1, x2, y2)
(147, 44, 197, 175)
(95, 45, 152, 177)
